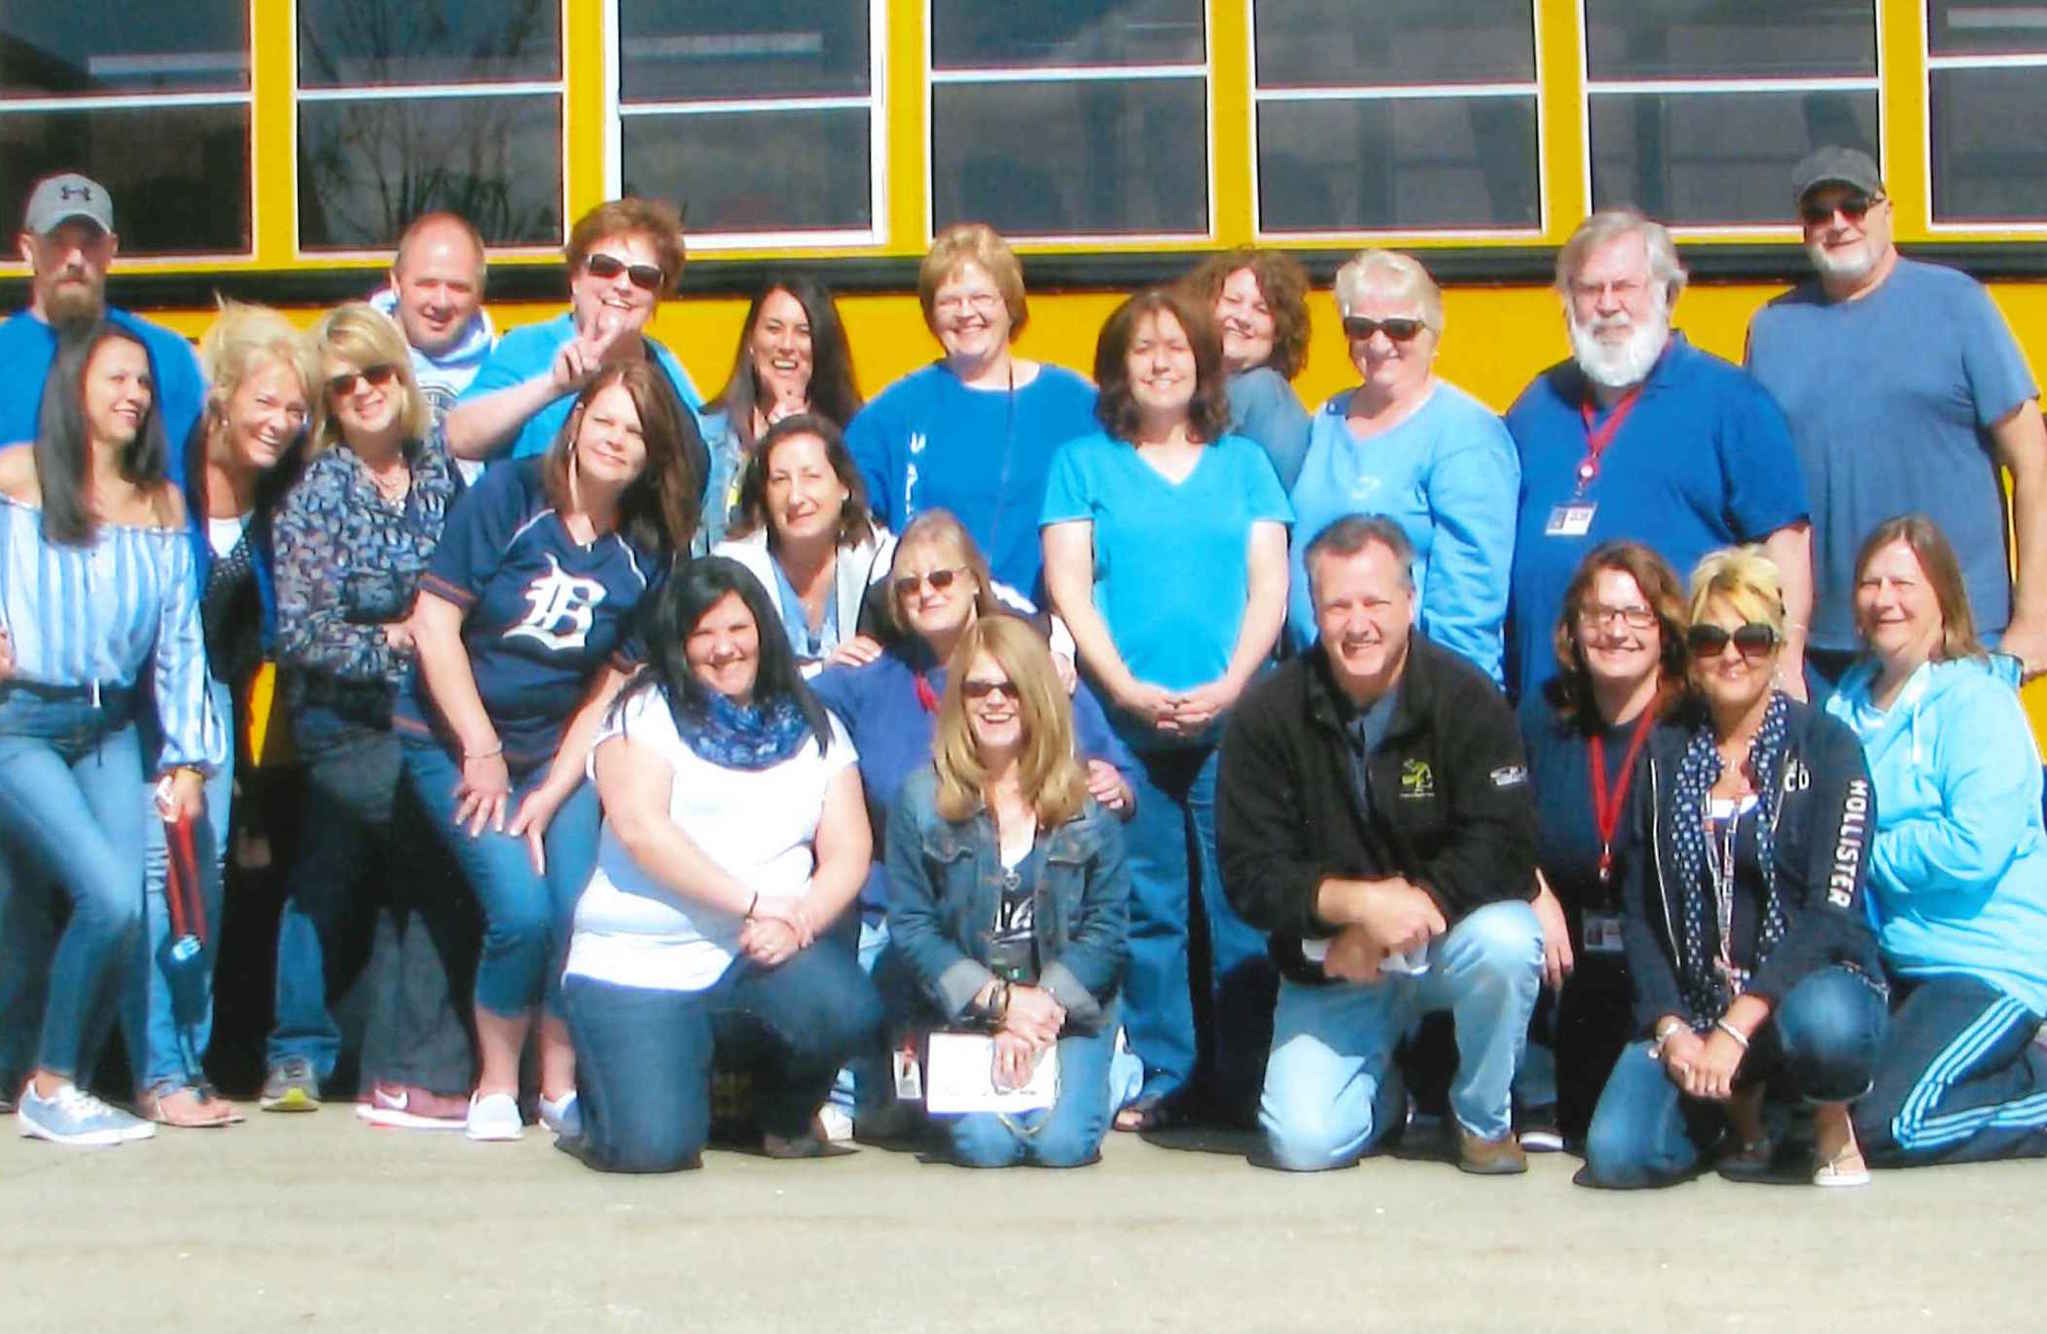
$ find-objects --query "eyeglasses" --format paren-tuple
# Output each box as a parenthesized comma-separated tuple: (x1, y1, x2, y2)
(1686, 622, 1779, 657)
(961, 678, 1019, 702)
(934, 291, 1003, 316)
(1578, 604, 1658, 631)
(584, 253, 665, 292)
(1341, 316, 1426, 343)
(1800, 193, 1881, 226)
(893, 566, 969, 598)
(326, 363, 401, 398)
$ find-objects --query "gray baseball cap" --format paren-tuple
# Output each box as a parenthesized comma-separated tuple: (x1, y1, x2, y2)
(1791, 147, 1884, 205)
(23, 172, 115, 236)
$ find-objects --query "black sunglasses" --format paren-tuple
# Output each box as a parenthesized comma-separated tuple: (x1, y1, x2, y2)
(326, 363, 401, 398)
(893, 566, 968, 598)
(1800, 193, 1881, 226)
(961, 678, 1019, 702)
(1342, 316, 1426, 343)
(584, 252, 665, 292)
(1686, 622, 1779, 657)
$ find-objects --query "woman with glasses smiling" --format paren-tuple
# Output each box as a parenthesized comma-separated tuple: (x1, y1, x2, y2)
(1581, 546, 1887, 1189)
(1286, 251, 1518, 686)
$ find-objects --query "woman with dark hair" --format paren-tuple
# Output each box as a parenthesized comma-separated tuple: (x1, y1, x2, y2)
(0, 322, 225, 1146)
(1183, 248, 1313, 489)
(699, 278, 864, 549)
(1582, 547, 1886, 1189)
(558, 557, 883, 1172)
(886, 615, 1129, 1168)
(1826, 516, 2047, 1167)
(712, 413, 892, 675)
(399, 360, 699, 1142)
(1515, 541, 1690, 1146)
(1041, 287, 1290, 1130)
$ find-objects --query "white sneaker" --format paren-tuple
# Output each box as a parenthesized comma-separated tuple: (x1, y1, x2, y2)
(815, 1104, 854, 1143)
(465, 1091, 524, 1142)
(18, 1082, 154, 1148)
(538, 1090, 581, 1138)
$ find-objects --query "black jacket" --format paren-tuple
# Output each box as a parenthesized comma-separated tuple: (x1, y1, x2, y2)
(1620, 696, 1884, 1034)
(1218, 637, 1538, 984)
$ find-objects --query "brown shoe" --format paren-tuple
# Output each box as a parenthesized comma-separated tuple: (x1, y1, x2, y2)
(1457, 1124, 1528, 1175)
(140, 1085, 242, 1128)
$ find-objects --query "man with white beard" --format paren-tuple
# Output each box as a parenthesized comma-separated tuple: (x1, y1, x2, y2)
(1502, 209, 1814, 704)
(1747, 147, 2047, 686)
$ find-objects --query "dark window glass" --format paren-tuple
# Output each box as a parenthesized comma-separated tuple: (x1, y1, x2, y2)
(1932, 68, 2047, 220)
(0, 105, 249, 253)
(1929, 0, 2047, 56)
(619, 1, 869, 100)
(1, 2, 247, 94)
(623, 110, 871, 233)
(1585, 0, 1875, 80)
(298, 95, 561, 249)
(1254, 0, 1534, 87)
(298, 0, 560, 88)
(932, 80, 1206, 236)
(1589, 90, 1879, 224)
(931, 0, 1203, 67)
(1257, 97, 1540, 231)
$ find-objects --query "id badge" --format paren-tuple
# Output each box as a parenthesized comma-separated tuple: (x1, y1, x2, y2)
(893, 1045, 924, 1102)
(1582, 911, 1625, 956)
(1545, 503, 1596, 538)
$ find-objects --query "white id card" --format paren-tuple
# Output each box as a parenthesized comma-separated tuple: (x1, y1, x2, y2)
(1582, 912, 1625, 956)
(1545, 503, 1596, 538)
(893, 1046, 924, 1102)
(924, 1032, 1059, 1114)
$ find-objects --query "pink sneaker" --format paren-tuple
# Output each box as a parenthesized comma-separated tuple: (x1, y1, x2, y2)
(356, 1082, 467, 1130)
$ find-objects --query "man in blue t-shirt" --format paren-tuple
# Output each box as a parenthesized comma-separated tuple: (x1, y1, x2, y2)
(1747, 146, 2047, 685)
(1504, 210, 1814, 706)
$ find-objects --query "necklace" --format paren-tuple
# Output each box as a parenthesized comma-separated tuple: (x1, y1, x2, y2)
(1704, 807, 1750, 996)
(365, 461, 410, 505)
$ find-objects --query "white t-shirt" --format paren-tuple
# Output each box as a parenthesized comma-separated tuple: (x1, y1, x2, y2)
(207, 512, 251, 559)
(562, 686, 857, 992)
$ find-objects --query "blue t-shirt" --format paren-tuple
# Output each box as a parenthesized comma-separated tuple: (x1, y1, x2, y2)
(1747, 259, 2037, 652)
(455, 311, 703, 462)
(1040, 430, 1292, 744)
(846, 361, 1098, 596)
(395, 458, 661, 769)
(1503, 335, 1808, 703)
(1227, 366, 1312, 492)
(769, 554, 842, 664)
(0, 308, 205, 482)
(1288, 381, 1518, 685)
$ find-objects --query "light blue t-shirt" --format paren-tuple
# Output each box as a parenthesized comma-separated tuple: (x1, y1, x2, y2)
(1747, 259, 2036, 652)
(1227, 367, 1312, 492)
(1287, 380, 1518, 685)
(455, 311, 704, 462)
(1040, 430, 1291, 744)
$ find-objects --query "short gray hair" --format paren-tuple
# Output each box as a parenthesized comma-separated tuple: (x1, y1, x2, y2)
(1333, 249, 1445, 335)
(1555, 209, 1688, 304)
(1304, 513, 1416, 602)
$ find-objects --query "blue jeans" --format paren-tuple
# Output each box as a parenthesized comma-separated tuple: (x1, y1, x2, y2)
(0, 690, 148, 1083)
(827, 912, 892, 1119)
(1124, 742, 1274, 1111)
(560, 939, 884, 1174)
(1582, 964, 1888, 1188)
(1260, 900, 1543, 1171)
(1854, 973, 2047, 1168)
(401, 738, 599, 1019)
(946, 1008, 1119, 1169)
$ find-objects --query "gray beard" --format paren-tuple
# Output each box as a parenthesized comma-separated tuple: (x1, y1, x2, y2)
(1569, 315, 1670, 389)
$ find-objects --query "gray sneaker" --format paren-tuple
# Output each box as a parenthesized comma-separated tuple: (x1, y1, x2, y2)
(260, 1057, 321, 1112)
(17, 1082, 155, 1147)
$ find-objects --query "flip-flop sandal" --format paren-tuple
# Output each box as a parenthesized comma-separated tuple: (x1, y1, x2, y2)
(143, 1087, 239, 1128)
(1113, 1097, 1171, 1133)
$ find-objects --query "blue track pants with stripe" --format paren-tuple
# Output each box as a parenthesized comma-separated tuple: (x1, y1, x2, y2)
(1855, 974, 2047, 1168)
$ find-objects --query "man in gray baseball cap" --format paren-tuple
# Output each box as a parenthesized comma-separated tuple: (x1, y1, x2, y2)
(1746, 145, 2047, 687)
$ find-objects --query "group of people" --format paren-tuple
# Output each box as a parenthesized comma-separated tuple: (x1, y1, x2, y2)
(3, 143, 2045, 1187)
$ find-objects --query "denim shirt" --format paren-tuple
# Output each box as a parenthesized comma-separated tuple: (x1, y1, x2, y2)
(885, 766, 1129, 1034)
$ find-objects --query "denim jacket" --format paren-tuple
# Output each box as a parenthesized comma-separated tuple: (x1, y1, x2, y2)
(884, 766, 1129, 1034)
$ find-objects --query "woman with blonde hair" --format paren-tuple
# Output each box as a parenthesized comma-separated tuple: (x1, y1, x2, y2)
(885, 615, 1130, 1167)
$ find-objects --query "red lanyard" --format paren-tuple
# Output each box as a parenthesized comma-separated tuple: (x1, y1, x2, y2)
(913, 671, 941, 714)
(1587, 709, 1657, 885)
(1575, 386, 1644, 490)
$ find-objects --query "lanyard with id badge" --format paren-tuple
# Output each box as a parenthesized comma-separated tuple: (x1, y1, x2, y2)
(1582, 708, 1656, 956)
(1546, 385, 1643, 541)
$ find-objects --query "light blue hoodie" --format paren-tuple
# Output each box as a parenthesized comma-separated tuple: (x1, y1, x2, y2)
(1827, 653, 2047, 1014)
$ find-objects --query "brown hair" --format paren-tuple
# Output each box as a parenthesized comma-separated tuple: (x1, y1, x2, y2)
(887, 509, 1001, 638)
(1183, 247, 1312, 379)
(1852, 514, 1987, 663)
(545, 360, 699, 557)
(931, 615, 1087, 828)
(1092, 287, 1231, 445)
(1546, 541, 1689, 723)
(567, 197, 685, 298)
(307, 302, 432, 456)
(917, 223, 1027, 339)
(729, 413, 877, 550)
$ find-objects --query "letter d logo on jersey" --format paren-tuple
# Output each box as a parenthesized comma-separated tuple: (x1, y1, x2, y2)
(505, 554, 606, 652)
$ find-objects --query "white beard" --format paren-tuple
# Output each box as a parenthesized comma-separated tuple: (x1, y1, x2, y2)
(1568, 306, 1671, 389)
(1807, 238, 1879, 282)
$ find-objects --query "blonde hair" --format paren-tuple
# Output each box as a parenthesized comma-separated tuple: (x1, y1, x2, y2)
(306, 302, 431, 456)
(918, 223, 1028, 339)
(1687, 546, 1786, 638)
(201, 299, 317, 426)
(1333, 250, 1445, 336)
(932, 616, 1087, 828)
(887, 509, 1001, 638)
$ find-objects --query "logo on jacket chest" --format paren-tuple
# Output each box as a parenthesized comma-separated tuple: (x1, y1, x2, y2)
(1399, 758, 1436, 800)
(504, 553, 606, 652)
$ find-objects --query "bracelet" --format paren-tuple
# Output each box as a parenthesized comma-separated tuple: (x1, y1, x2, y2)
(463, 745, 503, 762)
(1650, 1018, 1688, 1055)
(991, 980, 1012, 1026)
(1714, 1018, 1751, 1050)
(744, 891, 759, 922)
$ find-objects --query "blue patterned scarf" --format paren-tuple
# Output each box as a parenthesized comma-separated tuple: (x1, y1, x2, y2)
(678, 689, 814, 771)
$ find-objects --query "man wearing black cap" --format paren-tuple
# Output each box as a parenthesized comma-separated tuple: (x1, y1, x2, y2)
(1747, 146, 2047, 684)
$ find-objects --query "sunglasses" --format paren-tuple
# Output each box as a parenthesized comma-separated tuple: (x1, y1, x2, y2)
(584, 252, 665, 292)
(1686, 622, 1779, 657)
(326, 363, 401, 398)
(961, 678, 1019, 703)
(1341, 316, 1426, 343)
(893, 566, 968, 598)
(1800, 193, 1881, 226)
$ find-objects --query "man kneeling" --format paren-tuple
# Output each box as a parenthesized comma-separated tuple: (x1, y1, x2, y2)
(1219, 515, 1543, 1173)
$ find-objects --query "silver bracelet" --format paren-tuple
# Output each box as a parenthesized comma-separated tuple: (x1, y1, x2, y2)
(1714, 1018, 1751, 1050)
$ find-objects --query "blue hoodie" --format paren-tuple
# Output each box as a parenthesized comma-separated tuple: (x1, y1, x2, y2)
(1827, 653, 2047, 1014)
